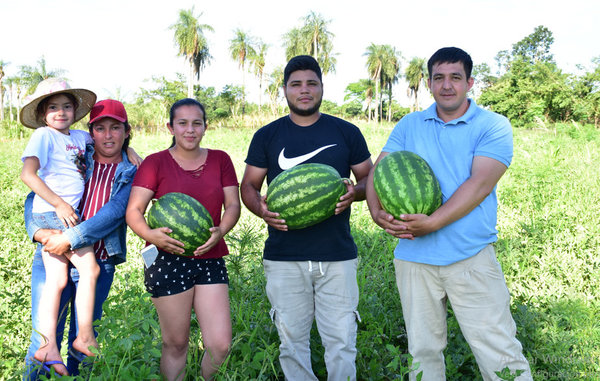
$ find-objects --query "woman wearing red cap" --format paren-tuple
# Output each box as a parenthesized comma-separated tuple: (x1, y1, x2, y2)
(23, 94, 139, 378)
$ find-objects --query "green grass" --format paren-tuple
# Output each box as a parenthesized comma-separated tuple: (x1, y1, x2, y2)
(0, 121, 599, 380)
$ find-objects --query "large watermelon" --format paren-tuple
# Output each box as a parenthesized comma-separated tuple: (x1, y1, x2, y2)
(373, 151, 442, 218)
(147, 192, 213, 256)
(266, 163, 348, 230)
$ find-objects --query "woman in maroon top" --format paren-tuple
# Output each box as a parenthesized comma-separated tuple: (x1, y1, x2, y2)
(126, 98, 240, 381)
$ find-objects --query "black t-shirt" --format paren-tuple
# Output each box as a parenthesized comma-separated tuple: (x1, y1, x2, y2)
(245, 114, 371, 261)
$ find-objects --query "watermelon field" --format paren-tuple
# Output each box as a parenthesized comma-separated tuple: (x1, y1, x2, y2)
(1, 121, 599, 380)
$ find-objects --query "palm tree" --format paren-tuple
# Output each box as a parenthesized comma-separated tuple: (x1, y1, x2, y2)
(250, 40, 268, 110)
(405, 57, 428, 112)
(3, 76, 15, 121)
(364, 44, 388, 122)
(170, 7, 214, 98)
(9, 76, 25, 121)
(302, 12, 336, 73)
(381, 46, 402, 121)
(229, 29, 256, 115)
(19, 56, 65, 96)
(193, 44, 212, 86)
(282, 27, 307, 60)
(267, 66, 284, 115)
(0, 60, 7, 121)
(282, 12, 336, 75)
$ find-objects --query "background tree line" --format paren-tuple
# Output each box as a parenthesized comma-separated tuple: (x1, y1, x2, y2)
(1, 16, 599, 134)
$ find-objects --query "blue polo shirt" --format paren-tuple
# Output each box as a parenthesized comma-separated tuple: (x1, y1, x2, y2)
(382, 100, 513, 265)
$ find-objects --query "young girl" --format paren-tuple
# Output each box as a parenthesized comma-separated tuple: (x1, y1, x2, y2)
(126, 98, 241, 380)
(20, 78, 100, 376)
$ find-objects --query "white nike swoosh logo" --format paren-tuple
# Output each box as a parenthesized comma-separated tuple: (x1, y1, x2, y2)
(278, 144, 337, 170)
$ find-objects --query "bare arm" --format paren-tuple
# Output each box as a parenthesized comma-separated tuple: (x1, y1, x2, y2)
(240, 164, 287, 231)
(126, 146, 143, 167)
(125, 186, 185, 255)
(194, 185, 241, 255)
(20, 156, 78, 227)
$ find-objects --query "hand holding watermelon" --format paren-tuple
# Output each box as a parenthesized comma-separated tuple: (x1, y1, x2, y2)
(144, 226, 187, 255)
(192, 226, 224, 256)
(146, 193, 214, 256)
(260, 194, 289, 231)
(334, 178, 355, 215)
(266, 163, 348, 230)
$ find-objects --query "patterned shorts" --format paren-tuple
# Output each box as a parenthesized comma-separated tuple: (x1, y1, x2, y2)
(144, 251, 229, 298)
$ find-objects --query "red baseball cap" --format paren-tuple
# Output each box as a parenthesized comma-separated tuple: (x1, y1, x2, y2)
(89, 99, 127, 124)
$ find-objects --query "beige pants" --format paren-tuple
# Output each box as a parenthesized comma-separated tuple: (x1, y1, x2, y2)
(394, 245, 533, 381)
(264, 259, 359, 381)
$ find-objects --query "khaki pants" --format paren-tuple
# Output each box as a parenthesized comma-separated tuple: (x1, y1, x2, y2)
(394, 245, 532, 381)
(264, 259, 359, 381)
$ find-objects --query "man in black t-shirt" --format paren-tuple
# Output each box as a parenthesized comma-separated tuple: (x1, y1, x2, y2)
(241, 55, 372, 381)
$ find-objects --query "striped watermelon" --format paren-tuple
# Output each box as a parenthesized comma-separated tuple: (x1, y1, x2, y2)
(373, 151, 442, 218)
(147, 192, 213, 256)
(266, 163, 348, 230)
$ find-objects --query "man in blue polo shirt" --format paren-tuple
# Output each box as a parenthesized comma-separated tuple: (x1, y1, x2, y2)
(366, 47, 532, 380)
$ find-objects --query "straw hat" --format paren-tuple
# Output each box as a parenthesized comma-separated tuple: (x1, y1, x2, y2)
(19, 78, 97, 128)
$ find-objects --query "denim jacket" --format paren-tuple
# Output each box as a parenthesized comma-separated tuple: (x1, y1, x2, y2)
(24, 145, 137, 265)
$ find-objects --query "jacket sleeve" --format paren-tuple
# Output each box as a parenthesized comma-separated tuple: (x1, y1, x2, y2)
(64, 174, 133, 250)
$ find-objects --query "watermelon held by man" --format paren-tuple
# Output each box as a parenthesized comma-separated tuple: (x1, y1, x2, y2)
(147, 192, 214, 256)
(266, 163, 348, 230)
(373, 150, 442, 219)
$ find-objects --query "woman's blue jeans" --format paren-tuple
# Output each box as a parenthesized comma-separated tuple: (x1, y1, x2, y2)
(23, 244, 115, 379)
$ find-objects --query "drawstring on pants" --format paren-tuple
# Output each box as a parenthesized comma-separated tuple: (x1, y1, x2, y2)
(308, 260, 324, 276)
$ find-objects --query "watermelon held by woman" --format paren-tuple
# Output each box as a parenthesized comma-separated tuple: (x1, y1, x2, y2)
(266, 163, 348, 230)
(147, 192, 214, 256)
(373, 151, 442, 219)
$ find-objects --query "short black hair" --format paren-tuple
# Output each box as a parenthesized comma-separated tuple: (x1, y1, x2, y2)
(427, 47, 473, 79)
(283, 55, 322, 86)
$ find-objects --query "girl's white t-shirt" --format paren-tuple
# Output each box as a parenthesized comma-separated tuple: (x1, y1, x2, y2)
(21, 127, 92, 213)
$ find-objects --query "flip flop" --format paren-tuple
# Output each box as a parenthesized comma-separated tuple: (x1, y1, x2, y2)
(68, 347, 90, 363)
(31, 358, 67, 377)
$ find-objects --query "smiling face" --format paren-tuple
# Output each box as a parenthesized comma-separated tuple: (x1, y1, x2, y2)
(44, 94, 76, 133)
(90, 117, 129, 163)
(283, 70, 323, 117)
(427, 61, 474, 122)
(167, 104, 206, 151)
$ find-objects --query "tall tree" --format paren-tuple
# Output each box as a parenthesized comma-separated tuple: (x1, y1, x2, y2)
(229, 29, 256, 115)
(193, 44, 212, 86)
(267, 66, 284, 115)
(381, 46, 401, 121)
(282, 28, 307, 60)
(511, 25, 555, 64)
(250, 40, 268, 110)
(170, 7, 214, 98)
(364, 44, 389, 122)
(282, 12, 336, 75)
(8, 76, 25, 121)
(0, 60, 7, 121)
(405, 57, 427, 112)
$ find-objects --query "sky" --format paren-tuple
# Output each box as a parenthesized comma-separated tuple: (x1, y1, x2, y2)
(1, 0, 599, 107)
